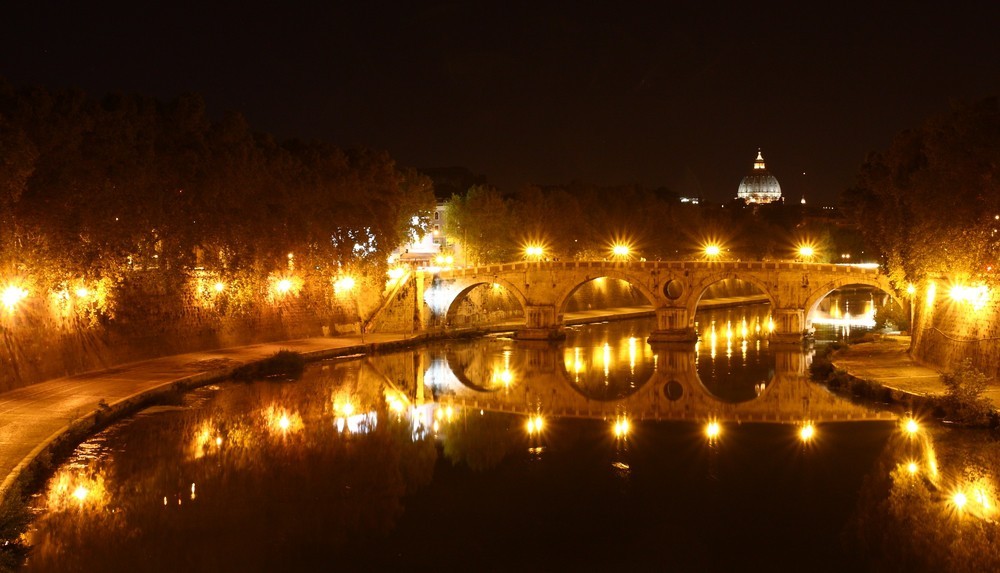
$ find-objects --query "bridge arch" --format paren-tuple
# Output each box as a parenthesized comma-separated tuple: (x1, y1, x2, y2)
(442, 279, 529, 327)
(685, 272, 777, 326)
(553, 271, 659, 318)
(802, 278, 901, 330)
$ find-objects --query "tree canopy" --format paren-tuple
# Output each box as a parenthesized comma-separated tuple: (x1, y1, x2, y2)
(844, 98, 1000, 286)
(0, 82, 436, 291)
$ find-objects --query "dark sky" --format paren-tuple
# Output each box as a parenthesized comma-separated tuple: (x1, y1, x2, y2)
(2, 1, 998, 205)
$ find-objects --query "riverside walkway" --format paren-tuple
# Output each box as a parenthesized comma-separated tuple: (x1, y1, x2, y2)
(830, 334, 1000, 408)
(0, 306, 658, 502)
(0, 333, 420, 501)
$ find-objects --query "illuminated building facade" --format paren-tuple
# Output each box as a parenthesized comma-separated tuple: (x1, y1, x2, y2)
(737, 150, 782, 204)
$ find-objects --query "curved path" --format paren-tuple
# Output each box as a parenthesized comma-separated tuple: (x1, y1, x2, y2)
(0, 333, 418, 501)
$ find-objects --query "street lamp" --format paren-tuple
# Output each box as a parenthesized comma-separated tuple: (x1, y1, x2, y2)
(611, 243, 631, 261)
(704, 244, 722, 260)
(797, 243, 816, 262)
(524, 244, 545, 261)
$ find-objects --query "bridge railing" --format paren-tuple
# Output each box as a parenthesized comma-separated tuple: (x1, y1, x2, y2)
(436, 260, 881, 278)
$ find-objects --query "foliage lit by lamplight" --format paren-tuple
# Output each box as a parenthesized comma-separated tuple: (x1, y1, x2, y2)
(271, 274, 303, 297)
(387, 267, 407, 281)
(2, 284, 28, 312)
(948, 283, 990, 310)
(333, 275, 356, 294)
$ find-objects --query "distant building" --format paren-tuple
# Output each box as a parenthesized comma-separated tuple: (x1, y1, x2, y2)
(737, 150, 782, 204)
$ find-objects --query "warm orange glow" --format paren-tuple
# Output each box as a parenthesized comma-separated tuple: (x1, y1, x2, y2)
(524, 244, 545, 260)
(213, 281, 225, 293)
(75, 287, 90, 298)
(904, 418, 920, 435)
(705, 420, 721, 439)
(953, 491, 968, 510)
(704, 244, 721, 258)
(333, 275, 356, 294)
(387, 267, 407, 281)
(72, 485, 89, 502)
(799, 423, 816, 442)
(526, 414, 545, 435)
(907, 461, 919, 475)
(613, 417, 631, 438)
(611, 243, 632, 260)
(906, 283, 916, 295)
(277, 279, 292, 293)
(1, 284, 28, 312)
(949, 283, 990, 310)
(797, 244, 815, 259)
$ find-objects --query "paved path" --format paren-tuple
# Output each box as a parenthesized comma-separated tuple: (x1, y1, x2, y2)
(0, 333, 417, 500)
(830, 335, 1000, 408)
(0, 306, 662, 502)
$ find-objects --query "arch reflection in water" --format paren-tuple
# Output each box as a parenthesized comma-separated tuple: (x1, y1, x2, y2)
(694, 304, 775, 403)
(24, 319, 906, 572)
(418, 320, 892, 426)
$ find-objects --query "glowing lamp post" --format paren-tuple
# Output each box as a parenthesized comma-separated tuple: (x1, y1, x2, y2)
(704, 244, 722, 260)
(1, 285, 28, 313)
(611, 244, 631, 261)
(797, 244, 815, 262)
(525, 245, 545, 262)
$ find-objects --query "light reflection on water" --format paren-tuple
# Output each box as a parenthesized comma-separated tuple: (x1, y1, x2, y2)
(20, 311, 998, 571)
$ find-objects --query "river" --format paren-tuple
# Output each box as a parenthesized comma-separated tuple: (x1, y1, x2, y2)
(17, 295, 1000, 572)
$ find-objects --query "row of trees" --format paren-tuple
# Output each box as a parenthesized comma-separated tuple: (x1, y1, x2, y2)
(444, 183, 863, 264)
(0, 81, 436, 295)
(844, 97, 1000, 287)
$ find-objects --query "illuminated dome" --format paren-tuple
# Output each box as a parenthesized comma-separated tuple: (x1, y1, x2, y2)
(737, 150, 782, 204)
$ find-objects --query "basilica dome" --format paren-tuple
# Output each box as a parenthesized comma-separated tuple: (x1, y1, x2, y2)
(737, 150, 781, 204)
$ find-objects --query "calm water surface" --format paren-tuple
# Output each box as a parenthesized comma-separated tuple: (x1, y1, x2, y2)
(20, 302, 1000, 572)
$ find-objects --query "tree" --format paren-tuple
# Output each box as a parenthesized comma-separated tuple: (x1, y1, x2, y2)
(844, 98, 1000, 286)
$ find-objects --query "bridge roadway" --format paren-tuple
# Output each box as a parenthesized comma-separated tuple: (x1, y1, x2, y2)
(379, 344, 894, 425)
(424, 260, 897, 343)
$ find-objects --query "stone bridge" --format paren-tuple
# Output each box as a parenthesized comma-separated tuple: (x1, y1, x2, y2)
(389, 345, 894, 424)
(420, 260, 898, 343)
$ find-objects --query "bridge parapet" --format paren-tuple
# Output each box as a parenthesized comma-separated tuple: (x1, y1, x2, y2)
(423, 261, 896, 343)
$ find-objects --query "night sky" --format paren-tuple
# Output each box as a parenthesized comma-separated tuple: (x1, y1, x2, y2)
(3, 1, 998, 205)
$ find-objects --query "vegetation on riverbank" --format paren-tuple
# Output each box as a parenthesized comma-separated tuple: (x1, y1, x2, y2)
(232, 350, 306, 381)
(811, 343, 999, 429)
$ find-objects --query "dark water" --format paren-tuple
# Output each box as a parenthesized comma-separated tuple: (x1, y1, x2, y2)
(20, 307, 1000, 572)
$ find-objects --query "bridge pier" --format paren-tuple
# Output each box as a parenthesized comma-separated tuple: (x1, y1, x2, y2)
(769, 309, 809, 345)
(647, 306, 698, 344)
(515, 305, 566, 341)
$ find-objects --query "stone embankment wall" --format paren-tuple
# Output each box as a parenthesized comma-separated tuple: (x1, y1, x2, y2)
(911, 288, 1000, 377)
(0, 271, 364, 392)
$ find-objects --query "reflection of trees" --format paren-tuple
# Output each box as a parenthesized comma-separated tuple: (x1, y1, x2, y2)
(27, 366, 438, 572)
(849, 429, 1000, 572)
(442, 412, 520, 472)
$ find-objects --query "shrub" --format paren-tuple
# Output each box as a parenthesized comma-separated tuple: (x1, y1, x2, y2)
(233, 350, 306, 381)
(941, 359, 994, 426)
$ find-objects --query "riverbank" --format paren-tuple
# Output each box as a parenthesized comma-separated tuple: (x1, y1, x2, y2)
(0, 305, 662, 506)
(829, 334, 1000, 409)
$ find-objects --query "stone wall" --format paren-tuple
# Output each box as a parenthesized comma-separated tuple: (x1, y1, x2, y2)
(0, 271, 360, 392)
(911, 288, 1000, 378)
